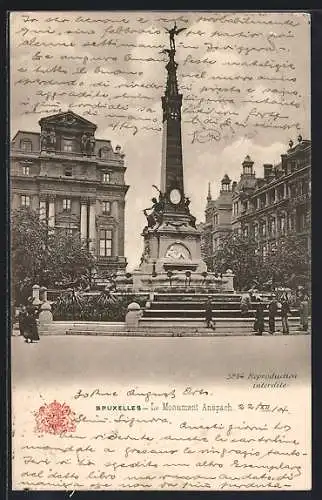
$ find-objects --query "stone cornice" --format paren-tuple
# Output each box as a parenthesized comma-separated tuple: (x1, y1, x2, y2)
(31, 176, 129, 192)
(56, 211, 80, 223)
(235, 198, 295, 223)
(11, 152, 125, 170)
(96, 214, 118, 227)
(248, 165, 310, 198)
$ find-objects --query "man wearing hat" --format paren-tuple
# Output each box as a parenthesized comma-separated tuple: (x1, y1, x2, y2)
(268, 294, 279, 334)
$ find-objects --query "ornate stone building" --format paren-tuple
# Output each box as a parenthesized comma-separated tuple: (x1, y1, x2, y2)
(201, 176, 234, 270)
(201, 136, 311, 268)
(11, 111, 129, 276)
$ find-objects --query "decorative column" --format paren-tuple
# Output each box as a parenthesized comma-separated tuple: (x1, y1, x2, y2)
(264, 216, 269, 239)
(272, 216, 276, 237)
(284, 182, 288, 199)
(39, 198, 47, 222)
(48, 196, 55, 228)
(118, 200, 125, 257)
(112, 200, 119, 256)
(88, 201, 96, 253)
(80, 199, 88, 241)
(265, 192, 269, 206)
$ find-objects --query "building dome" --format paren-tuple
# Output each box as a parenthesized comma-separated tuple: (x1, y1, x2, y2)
(221, 173, 231, 184)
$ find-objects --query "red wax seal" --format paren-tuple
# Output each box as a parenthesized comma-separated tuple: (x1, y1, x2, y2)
(35, 400, 76, 434)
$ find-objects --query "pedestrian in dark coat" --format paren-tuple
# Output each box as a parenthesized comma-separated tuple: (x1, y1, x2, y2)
(18, 305, 28, 338)
(268, 295, 279, 334)
(205, 297, 213, 329)
(299, 295, 309, 332)
(254, 297, 265, 335)
(24, 304, 40, 343)
(281, 295, 291, 334)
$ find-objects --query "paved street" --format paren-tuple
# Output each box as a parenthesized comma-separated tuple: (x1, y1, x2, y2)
(12, 334, 311, 388)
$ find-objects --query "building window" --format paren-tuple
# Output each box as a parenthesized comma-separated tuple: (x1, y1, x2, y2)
(102, 201, 111, 214)
(277, 186, 284, 200)
(254, 224, 258, 238)
(63, 227, 73, 236)
(99, 229, 112, 257)
(261, 195, 266, 208)
(271, 218, 276, 235)
(58, 225, 74, 237)
(233, 202, 239, 216)
(279, 216, 286, 234)
(64, 166, 73, 177)
(20, 140, 32, 152)
(261, 222, 267, 237)
(21, 195, 30, 207)
(301, 180, 309, 195)
(102, 172, 110, 183)
(63, 198, 71, 211)
(99, 147, 111, 159)
(269, 190, 275, 204)
(290, 184, 297, 198)
(243, 226, 248, 237)
(214, 213, 218, 225)
(22, 165, 30, 175)
(262, 244, 268, 258)
(62, 139, 74, 152)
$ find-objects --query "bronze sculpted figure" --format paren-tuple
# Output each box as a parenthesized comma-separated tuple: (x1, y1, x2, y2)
(81, 133, 95, 155)
(40, 128, 56, 150)
(165, 22, 186, 52)
(81, 133, 88, 153)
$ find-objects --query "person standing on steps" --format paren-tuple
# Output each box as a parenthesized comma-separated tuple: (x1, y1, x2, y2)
(268, 294, 279, 334)
(254, 296, 265, 336)
(18, 305, 28, 339)
(299, 294, 309, 333)
(281, 294, 291, 335)
(24, 299, 40, 344)
(205, 296, 215, 330)
(240, 292, 251, 317)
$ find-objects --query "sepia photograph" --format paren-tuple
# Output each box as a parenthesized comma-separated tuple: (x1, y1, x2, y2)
(9, 11, 311, 492)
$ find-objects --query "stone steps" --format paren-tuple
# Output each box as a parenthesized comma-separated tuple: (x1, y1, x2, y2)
(144, 309, 299, 318)
(140, 317, 304, 327)
(64, 329, 309, 337)
(39, 321, 125, 335)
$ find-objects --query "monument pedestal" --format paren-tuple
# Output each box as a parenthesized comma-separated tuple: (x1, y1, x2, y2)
(130, 270, 235, 293)
(139, 213, 206, 272)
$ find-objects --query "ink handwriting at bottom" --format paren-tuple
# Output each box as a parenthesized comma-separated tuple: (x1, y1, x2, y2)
(14, 385, 309, 491)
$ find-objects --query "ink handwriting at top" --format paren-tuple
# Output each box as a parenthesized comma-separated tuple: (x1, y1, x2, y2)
(11, 11, 308, 142)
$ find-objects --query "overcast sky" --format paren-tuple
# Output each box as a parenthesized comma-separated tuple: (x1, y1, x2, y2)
(10, 11, 310, 269)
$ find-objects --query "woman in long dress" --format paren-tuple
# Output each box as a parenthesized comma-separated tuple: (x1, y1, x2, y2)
(24, 304, 40, 343)
(18, 305, 28, 338)
(299, 295, 309, 332)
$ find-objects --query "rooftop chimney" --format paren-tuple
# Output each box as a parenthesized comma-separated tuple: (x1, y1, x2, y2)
(207, 181, 212, 202)
(263, 164, 273, 180)
(242, 155, 254, 176)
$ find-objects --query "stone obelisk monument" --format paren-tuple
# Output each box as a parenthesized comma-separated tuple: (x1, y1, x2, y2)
(131, 24, 214, 290)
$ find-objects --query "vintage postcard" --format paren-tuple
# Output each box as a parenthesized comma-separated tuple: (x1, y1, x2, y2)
(10, 11, 311, 492)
